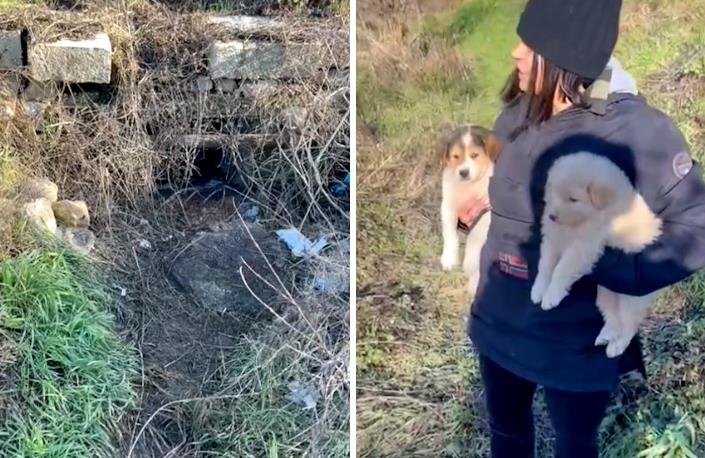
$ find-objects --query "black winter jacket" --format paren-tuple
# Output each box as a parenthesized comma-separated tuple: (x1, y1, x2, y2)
(468, 91, 705, 392)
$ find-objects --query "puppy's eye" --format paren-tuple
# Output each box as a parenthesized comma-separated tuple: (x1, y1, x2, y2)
(568, 197, 578, 203)
(470, 153, 479, 159)
(453, 154, 460, 160)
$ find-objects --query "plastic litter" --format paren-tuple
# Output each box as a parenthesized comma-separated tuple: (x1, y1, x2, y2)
(286, 381, 319, 410)
(276, 228, 328, 257)
(243, 205, 259, 222)
(331, 173, 350, 196)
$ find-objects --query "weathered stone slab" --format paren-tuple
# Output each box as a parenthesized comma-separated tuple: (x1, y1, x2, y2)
(29, 33, 112, 83)
(207, 15, 286, 34)
(208, 39, 339, 80)
(0, 31, 22, 68)
(208, 40, 284, 80)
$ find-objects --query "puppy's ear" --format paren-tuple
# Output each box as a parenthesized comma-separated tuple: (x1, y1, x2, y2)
(587, 183, 615, 209)
(436, 122, 455, 166)
(472, 126, 503, 162)
(484, 133, 503, 162)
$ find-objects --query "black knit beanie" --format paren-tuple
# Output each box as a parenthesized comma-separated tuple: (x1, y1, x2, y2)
(517, 0, 623, 80)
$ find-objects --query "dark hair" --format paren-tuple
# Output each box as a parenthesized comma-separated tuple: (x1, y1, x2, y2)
(501, 53, 595, 139)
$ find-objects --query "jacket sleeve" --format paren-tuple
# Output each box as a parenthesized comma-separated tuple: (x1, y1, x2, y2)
(592, 118, 705, 296)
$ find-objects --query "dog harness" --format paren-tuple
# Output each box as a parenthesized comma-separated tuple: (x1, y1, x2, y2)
(456, 204, 492, 234)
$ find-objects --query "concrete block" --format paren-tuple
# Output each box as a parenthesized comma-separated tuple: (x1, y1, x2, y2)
(0, 31, 23, 68)
(29, 33, 112, 84)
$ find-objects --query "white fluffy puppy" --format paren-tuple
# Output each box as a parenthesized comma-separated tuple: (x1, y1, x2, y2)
(531, 152, 663, 357)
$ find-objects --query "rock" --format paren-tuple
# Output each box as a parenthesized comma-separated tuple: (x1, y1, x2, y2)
(240, 81, 278, 100)
(20, 101, 47, 132)
(24, 79, 58, 101)
(0, 73, 21, 97)
(169, 221, 287, 318)
(56, 226, 95, 255)
(215, 78, 236, 93)
(0, 31, 22, 68)
(22, 198, 57, 234)
(52, 200, 90, 228)
(208, 40, 284, 80)
(23, 101, 47, 131)
(240, 203, 259, 222)
(209, 38, 340, 80)
(191, 76, 213, 93)
(29, 33, 112, 84)
(207, 15, 286, 34)
(207, 39, 338, 80)
(21, 178, 59, 203)
(285, 42, 338, 77)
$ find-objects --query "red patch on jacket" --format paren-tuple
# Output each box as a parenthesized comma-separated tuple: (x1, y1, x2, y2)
(498, 251, 529, 279)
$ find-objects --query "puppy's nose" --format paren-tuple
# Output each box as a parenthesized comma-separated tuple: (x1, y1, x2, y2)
(549, 214, 557, 222)
(459, 169, 470, 179)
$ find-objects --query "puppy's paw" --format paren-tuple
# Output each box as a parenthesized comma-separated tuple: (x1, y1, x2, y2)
(606, 337, 631, 358)
(441, 249, 460, 271)
(594, 324, 616, 346)
(540, 286, 567, 310)
(530, 278, 548, 304)
(467, 273, 480, 297)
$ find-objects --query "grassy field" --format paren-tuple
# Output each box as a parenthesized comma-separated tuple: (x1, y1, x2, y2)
(356, 0, 705, 456)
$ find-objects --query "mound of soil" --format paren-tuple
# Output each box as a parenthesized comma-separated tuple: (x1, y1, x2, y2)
(169, 219, 287, 318)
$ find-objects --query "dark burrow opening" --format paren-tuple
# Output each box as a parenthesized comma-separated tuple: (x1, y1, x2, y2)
(156, 144, 252, 200)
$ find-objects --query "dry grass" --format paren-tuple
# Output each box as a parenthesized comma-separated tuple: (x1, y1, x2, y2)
(0, 3, 349, 225)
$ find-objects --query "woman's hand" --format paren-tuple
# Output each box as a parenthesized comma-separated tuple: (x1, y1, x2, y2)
(458, 196, 491, 227)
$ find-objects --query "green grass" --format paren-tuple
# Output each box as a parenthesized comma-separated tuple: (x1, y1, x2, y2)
(0, 248, 137, 457)
(0, 0, 24, 8)
(358, 0, 705, 456)
(357, 0, 522, 146)
(194, 320, 349, 458)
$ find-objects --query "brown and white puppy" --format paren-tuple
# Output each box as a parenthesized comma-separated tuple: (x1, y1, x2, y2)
(531, 152, 663, 357)
(440, 125, 502, 295)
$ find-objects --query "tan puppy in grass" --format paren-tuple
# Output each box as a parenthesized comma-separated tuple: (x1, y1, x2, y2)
(531, 152, 663, 357)
(440, 125, 501, 295)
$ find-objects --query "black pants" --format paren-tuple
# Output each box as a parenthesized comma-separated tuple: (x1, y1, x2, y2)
(479, 355, 611, 458)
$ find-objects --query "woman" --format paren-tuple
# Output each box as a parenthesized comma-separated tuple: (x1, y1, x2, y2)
(465, 0, 705, 457)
